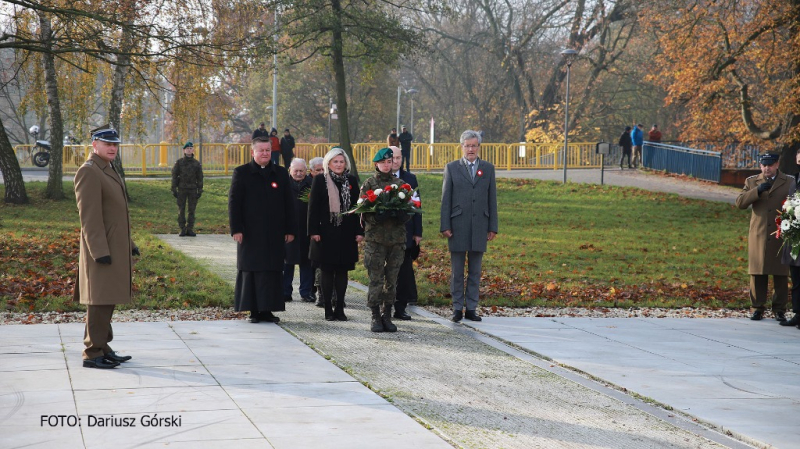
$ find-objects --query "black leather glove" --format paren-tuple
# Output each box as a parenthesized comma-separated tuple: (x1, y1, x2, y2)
(172, 189, 178, 198)
(95, 255, 112, 265)
(132, 247, 140, 257)
(757, 182, 773, 194)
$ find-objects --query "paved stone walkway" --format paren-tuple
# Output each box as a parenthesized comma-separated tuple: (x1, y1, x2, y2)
(158, 234, 749, 449)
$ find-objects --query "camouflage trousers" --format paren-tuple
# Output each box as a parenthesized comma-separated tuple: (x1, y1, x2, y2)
(363, 241, 405, 308)
(177, 190, 199, 231)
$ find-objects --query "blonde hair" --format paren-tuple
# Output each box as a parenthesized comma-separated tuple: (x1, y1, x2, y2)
(322, 147, 352, 176)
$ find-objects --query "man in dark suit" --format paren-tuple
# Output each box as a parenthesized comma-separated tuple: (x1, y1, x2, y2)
(391, 146, 422, 320)
(440, 130, 498, 322)
(229, 136, 296, 323)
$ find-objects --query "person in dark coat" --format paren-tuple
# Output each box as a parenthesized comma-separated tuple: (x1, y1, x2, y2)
(280, 128, 296, 168)
(398, 126, 413, 172)
(283, 158, 314, 302)
(780, 147, 800, 328)
(308, 147, 364, 320)
(391, 146, 422, 320)
(229, 136, 296, 323)
(618, 126, 633, 169)
(252, 122, 269, 140)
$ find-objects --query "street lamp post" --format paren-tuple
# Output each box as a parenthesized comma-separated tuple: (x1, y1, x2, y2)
(560, 48, 578, 184)
(406, 88, 418, 135)
(328, 99, 337, 142)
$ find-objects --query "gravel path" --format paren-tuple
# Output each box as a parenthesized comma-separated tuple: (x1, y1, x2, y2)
(139, 234, 733, 449)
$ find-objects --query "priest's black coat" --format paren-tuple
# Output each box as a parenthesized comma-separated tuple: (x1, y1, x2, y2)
(229, 160, 297, 272)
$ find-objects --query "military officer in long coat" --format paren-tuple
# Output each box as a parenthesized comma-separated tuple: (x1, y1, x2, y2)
(440, 130, 498, 323)
(229, 136, 296, 323)
(74, 125, 139, 369)
(736, 152, 795, 321)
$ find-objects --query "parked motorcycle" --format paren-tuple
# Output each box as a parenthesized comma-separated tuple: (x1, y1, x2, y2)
(32, 140, 51, 167)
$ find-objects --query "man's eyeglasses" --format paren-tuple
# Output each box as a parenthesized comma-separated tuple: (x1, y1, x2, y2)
(463, 144, 479, 149)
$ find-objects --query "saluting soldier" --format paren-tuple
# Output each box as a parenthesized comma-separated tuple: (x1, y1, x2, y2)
(74, 124, 139, 369)
(171, 141, 204, 237)
(360, 147, 411, 332)
(736, 152, 795, 321)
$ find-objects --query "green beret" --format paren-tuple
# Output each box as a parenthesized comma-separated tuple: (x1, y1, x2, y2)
(183, 141, 194, 149)
(372, 147, 393, 162)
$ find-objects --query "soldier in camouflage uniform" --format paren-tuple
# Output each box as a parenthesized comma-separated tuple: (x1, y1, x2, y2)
(171, 142, 204, 237)
(361, 147, 411, 332)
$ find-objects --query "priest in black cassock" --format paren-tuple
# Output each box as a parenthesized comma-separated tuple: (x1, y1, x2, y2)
(229, 136, 296, 323)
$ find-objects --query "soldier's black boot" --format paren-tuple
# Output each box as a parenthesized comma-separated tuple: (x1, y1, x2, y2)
(370, 306, 384, 332)
(381, 303, 397, 333)
(179, 227, 187, 237)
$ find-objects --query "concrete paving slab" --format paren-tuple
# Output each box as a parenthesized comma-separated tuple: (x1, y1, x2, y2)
(66, 362, 217, 391)
(79, 409, 263, 449)
(0, 336, 65, 354)
(224, 382, 391, 409)
(466, 316, 800, 448)
(0, 351, 66, 371)
(1, 389, 84, 449)
(73, 386, 237, 415)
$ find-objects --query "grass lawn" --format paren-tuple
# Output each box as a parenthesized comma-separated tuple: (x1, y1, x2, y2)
(1, 174, 752, 313)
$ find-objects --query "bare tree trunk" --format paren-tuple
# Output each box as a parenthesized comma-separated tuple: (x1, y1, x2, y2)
(330, 0, 358, 181)
(108, 19, 134, 196)
(0, 115, 29, 204)
(39, 12, 64, 200)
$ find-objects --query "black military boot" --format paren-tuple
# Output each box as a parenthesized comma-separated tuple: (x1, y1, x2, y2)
(370, 306, 384, 332)
(186, 228, 196, 237)
(381, 303, 397, 332)
(179, 227, 187, 237)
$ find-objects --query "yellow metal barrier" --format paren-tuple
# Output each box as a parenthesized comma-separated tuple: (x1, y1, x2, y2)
(13, 142, 605, 175)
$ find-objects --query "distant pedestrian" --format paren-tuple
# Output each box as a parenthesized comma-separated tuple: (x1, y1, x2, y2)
(391, 146, 422, 320)
(398, 125, 413, 172)
(735, 152, 793, 322)
(307, 148, 364, 321)
(229, 136, 296, 324)
(387, 128, 400, 147)
(269, 128, 282, 166)
(361, 147, 411, 332)
(252, 122, 269, 140)
(171, 141, 204, 237)
(280, 128, 296, 167)
(648, 124, 662, 143)
(631, 123, 644, 168)
(441, 130, 498, 323)
(74, 124, 139, 369)
(284, 158, 314, 303)
(618, 126, 633, 169)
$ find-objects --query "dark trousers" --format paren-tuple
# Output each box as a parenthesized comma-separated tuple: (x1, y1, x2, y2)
(271, 151, 281, 166)
(395, 248, 419, 312)
(83, 304, 115, 360)
(320, 269, 348, 315)
(283, 261, 313, 298)
(790, 266, 800, 313)
(401, 148, 411, 172)
(620, 151, 631, 168)
(177, 191, 199, 231)
(750, 274, 789, 312)
(282, 151, 294, 167)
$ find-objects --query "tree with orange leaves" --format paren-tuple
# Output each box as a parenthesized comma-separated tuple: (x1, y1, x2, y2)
(644, 0, 800, 171)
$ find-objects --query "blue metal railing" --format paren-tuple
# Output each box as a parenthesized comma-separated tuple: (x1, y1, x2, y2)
(642, 142, 722, 182)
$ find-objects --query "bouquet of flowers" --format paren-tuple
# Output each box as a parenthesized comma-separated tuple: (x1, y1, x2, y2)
(344, 183, 422, 215)
(776, 193, 800, 258)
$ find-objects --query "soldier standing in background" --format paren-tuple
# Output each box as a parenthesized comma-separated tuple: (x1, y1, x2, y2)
(360, 147, 411, 332)
(171, 142, 204, 237)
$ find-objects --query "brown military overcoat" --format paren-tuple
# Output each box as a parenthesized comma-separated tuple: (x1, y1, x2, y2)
(74, 153, 134, 305)
(736, 171, 795, 275)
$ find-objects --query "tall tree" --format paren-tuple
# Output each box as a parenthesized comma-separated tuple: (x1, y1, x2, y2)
(38, 11, 64, 200)
(0, 114, 27, 203)
(278, 0, 426, 180)
(645, 0, 800, 171)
